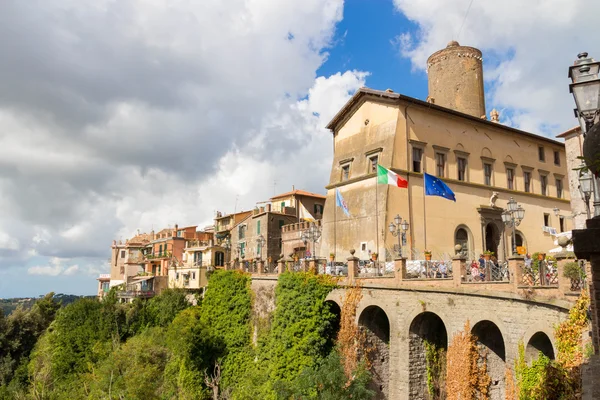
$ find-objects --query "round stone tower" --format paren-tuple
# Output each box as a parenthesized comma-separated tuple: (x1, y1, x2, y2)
(426, 40, 486, 118)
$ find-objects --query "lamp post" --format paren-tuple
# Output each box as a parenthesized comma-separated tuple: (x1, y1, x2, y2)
(569, 52, 600, 218)
(501, 197, 525, 256)
(388, 214, 409, 258)
(256, 234, 266, 270)
(301, 223, 321, 262)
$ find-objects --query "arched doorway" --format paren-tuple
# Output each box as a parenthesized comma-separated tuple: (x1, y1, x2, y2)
(409, 312, 448, 399)
(472, 320, 506, 400)
(525, 332, 555, 362)
(485, 223, 499, 257)
(358, 305, 390, 400)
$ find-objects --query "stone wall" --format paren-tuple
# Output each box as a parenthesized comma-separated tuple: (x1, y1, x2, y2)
(326, 285, 570, 400)
(250, 278, 278, 345)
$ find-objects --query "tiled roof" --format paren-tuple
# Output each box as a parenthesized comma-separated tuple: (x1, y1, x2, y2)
(270, 189, 326, 200)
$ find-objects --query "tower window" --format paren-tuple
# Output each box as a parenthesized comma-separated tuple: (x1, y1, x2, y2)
(543, 213, 550, 227)
(538, 146, 545, 162)
(457, 157, 467, 181)
(412, 147, 423, 173)
(524, 171, 532, 193)
(484, 163, 493, 186)
(556, 178, 563, 198)
(506, 168, 514, 190)
(559, 216, 565, 232)
(368, 155, 378, 173)
(341, 164, 350, 181)
(554, 150, 560, 166)
(435, 152, 446, 177)
(541, 175, 548, 196)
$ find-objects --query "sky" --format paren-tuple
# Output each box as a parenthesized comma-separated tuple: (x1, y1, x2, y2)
(0, 0, 598, 298)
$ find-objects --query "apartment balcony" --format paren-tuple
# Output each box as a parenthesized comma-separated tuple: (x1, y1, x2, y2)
(185, 240, 212, 249)
(144, 251, 172, 260)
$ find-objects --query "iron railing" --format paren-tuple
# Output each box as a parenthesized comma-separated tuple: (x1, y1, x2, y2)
(521, 260, 558, 286)
(405, 260, 453, 279)
(464, 260, 508, 282)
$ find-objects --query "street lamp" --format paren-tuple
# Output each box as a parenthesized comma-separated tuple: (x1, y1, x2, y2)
(569, 52, 600, 218)
(388, 214, 409, 258)
(580, 163, 594, 219)
(256, 234, 266, 262)
(301, 223, 321, 261)
(501, 197, 525, 256)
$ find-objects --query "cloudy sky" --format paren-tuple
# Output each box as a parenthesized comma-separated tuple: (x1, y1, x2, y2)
(0, 0, 597, 297)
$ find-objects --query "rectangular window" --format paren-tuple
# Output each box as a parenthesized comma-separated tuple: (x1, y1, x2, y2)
(556, 178, 563, 198)
(412, 148, 422, 173)
(554, 150, 560, 166)
(544, 213, 550, 227)
(435, 152, 445, 177)
(158, 244, 163, 255)
(314, 204, 323, 215)
(484, 163, 493, 186)
(120, 250, 126, 258)
(559, 216, 565, 233)
(257, 220, 261, 234)
(541, 175, 548, 196)
(257, 243, 261, 256)
(341, 164, 350, 181)
(506, 168, 514, 190)
(176, 272, 179, 280)
(457, 157, 467, 181)
(239, 225, 245, 240)
(368, 155, 378, 173)
(240, 242, 245, 258)
(193, 251, 202, 265)
(177, 230, 183, 237)
(538, 146, 545, 162)
(524, 171, 531, 193)
(192, 272, 196, 280)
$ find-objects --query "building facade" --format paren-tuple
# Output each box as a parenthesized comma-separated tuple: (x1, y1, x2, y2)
(319, 42, 572, 263)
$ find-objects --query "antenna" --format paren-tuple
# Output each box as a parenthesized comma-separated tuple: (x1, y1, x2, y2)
(456, 0, 475, 41)
(234, 195, 239, 215)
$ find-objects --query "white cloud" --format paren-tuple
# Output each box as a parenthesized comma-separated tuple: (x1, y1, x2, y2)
(392, 0, 600, 135)
(0, 1, 368, 297)
(28, 258, 64, 276)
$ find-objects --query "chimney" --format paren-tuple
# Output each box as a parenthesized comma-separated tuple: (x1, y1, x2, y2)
(266, 204, 271, 212)
(173, 224, 178, 237)
(292, 185, 295, 191)
(426, 40, 486, 118)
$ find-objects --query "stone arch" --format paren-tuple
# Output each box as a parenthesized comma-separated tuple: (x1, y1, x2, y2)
(358, 305, 390, 399)
(409, 312, 448, 399)
(472, 320, 506, 400)
(481, 147, 493, 159)
(454, 224, 474, 258)
(324, 300, 341, 345)
(525, 331, 555, 362)
(510, 230, 526, 252)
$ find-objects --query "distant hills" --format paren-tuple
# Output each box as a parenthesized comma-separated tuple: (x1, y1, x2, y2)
(0, 293, 95, 316)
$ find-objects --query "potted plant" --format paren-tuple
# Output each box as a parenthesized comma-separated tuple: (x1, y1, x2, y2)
(371, 252, 378, 261)
(483, 250, 494, 261)
(537, 252, 546, 261)
(424, 250, 432, 261)
(329, 253, 335, 262)
(563, 261, 583, 281)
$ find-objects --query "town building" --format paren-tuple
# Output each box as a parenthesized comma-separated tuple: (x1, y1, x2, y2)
(227, 188, 325, 269)
(168, 236, 223, 290)
(319, 41, 572, 263)
(96, 274, 110, 299)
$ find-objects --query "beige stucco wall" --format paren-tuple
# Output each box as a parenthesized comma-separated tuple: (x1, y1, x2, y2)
(320, 97, 572, 262)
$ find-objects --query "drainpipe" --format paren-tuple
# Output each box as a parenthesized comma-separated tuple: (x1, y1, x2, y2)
(405, 104, 414, 258)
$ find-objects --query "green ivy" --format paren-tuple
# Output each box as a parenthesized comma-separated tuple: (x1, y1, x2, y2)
(424, 340, 446, 399)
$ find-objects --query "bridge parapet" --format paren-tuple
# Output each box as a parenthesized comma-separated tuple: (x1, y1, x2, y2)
(248, 250, 586, 303)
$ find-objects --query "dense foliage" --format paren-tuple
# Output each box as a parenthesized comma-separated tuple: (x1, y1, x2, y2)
(0, 271, 375, 399)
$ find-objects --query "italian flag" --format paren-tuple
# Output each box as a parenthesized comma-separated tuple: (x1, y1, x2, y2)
(377, 164, 408, 188)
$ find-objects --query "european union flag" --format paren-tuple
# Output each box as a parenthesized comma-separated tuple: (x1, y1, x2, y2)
(424, 173, 456, 202)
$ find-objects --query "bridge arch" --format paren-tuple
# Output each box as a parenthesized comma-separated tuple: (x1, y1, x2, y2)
(472, 320, 506, 400)
(358, 305, 390, 399)
(324, 300, 341, 343)
(408, 312, 448, 399)
(525, 331, 555, 362)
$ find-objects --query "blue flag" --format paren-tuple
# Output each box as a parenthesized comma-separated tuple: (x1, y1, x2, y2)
(424, 173, 456, 202)
(335, 188, 351, 217)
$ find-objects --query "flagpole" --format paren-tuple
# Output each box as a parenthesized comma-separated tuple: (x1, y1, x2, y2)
(333, 190, 337, 265)
(423, 174, 427, 251)
(375, 174, 379, 275)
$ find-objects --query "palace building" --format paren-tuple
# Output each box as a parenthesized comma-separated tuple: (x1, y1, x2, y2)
(319, 41, 572, 262)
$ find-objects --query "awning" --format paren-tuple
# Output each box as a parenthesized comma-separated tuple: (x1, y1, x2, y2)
(109, 279, 125, 288)
(130, 276, 154, 282)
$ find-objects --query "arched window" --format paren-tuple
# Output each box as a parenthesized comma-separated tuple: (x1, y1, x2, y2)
(455, 228, 469, 255)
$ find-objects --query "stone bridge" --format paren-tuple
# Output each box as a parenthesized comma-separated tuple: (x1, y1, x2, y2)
(247, 252, 584, 400)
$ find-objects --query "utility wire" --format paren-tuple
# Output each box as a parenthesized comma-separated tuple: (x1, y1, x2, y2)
(456, 0, 475, 41)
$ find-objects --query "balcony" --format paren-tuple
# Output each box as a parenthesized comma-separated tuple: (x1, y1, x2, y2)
(144, 251, 172, 260)
(185, 240, 212, 249)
